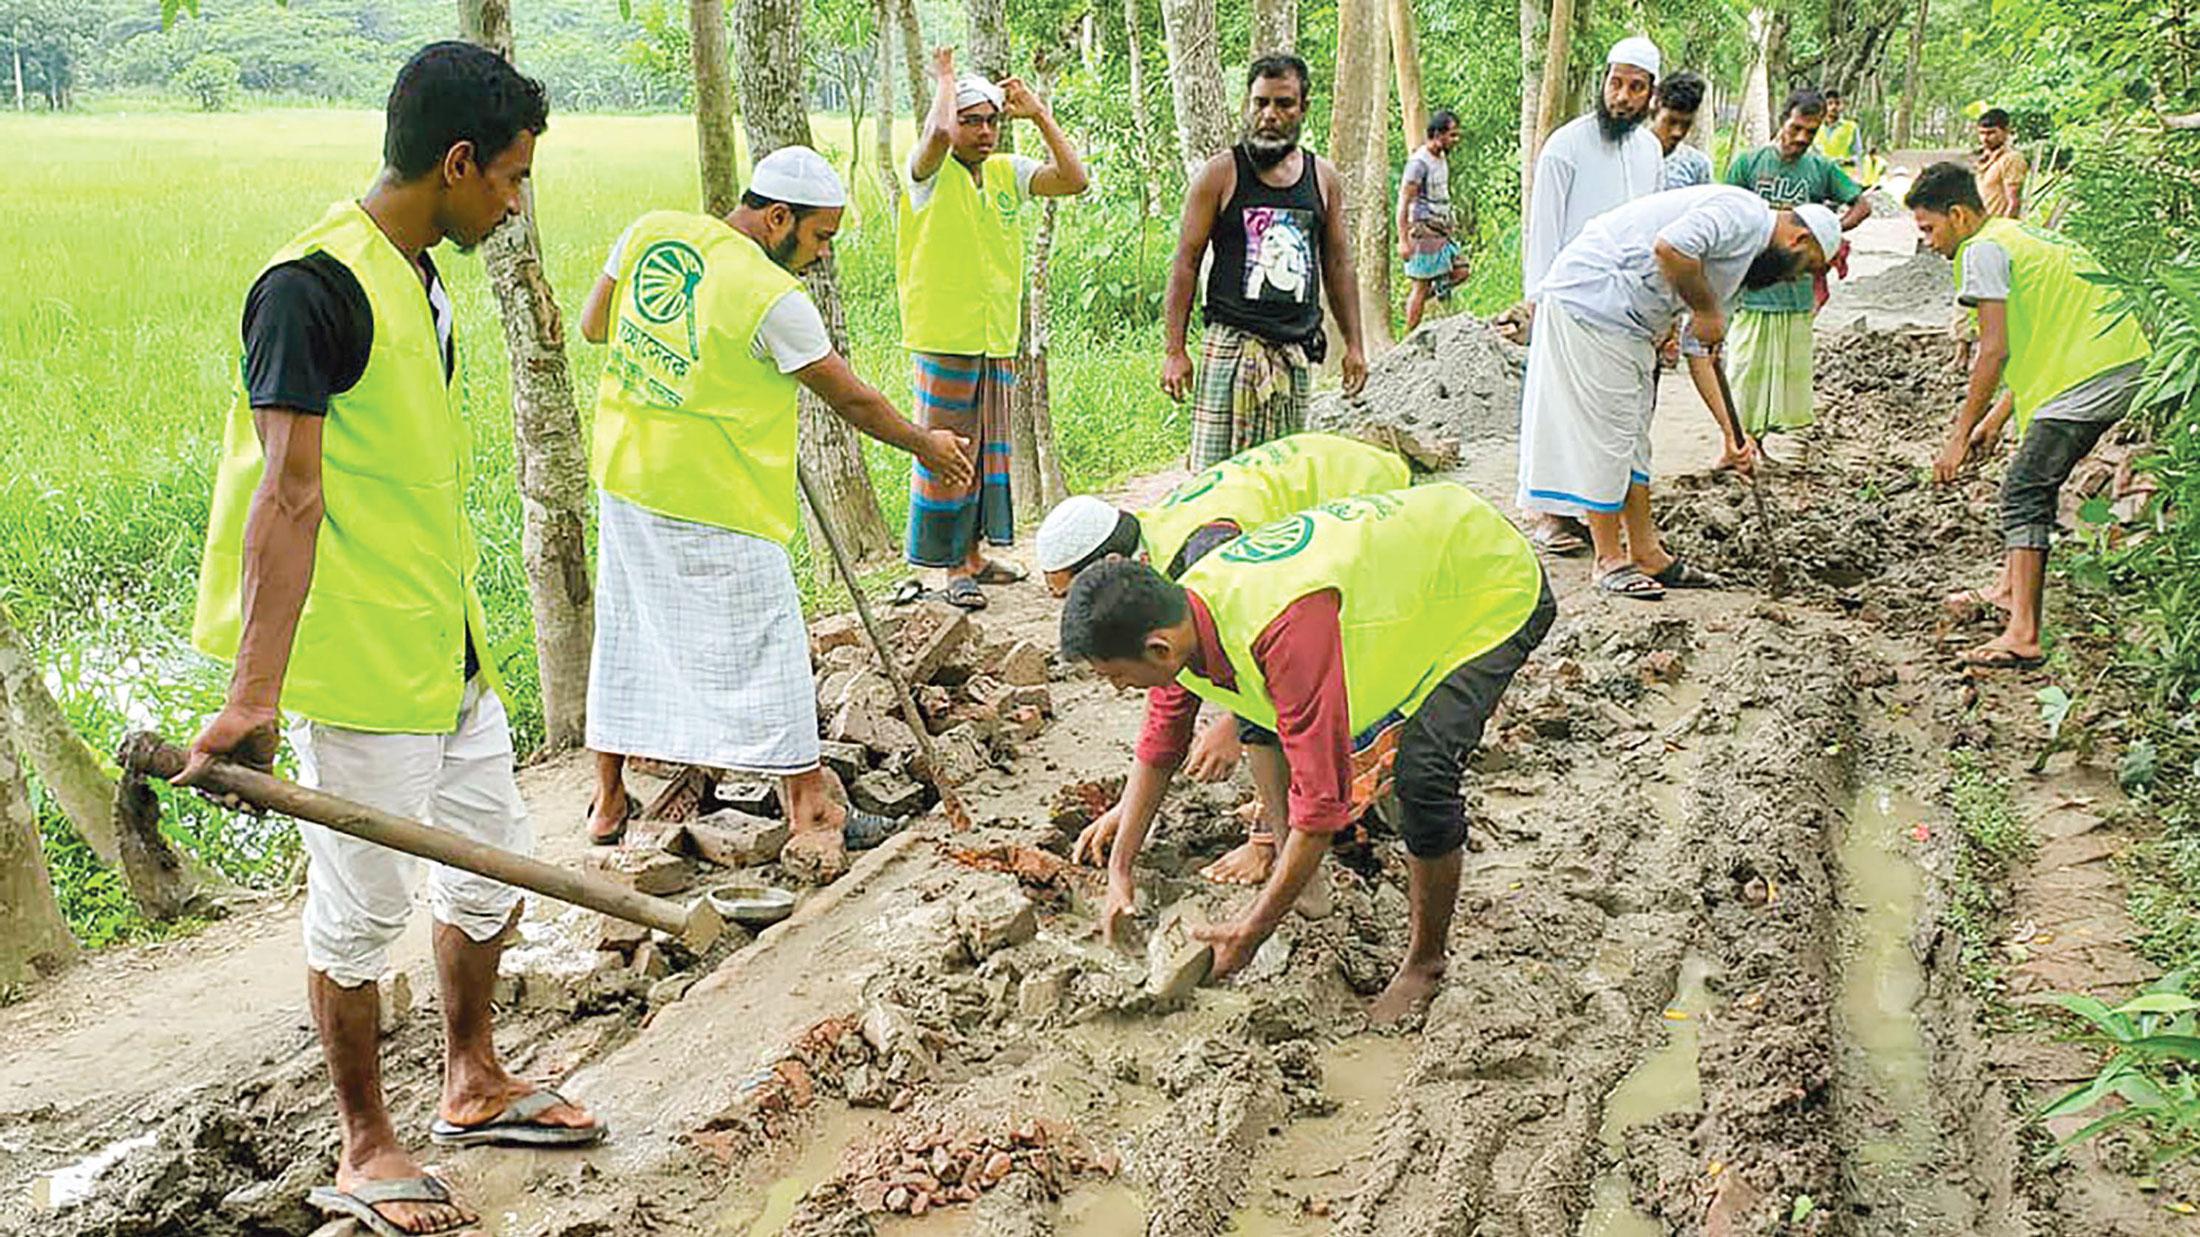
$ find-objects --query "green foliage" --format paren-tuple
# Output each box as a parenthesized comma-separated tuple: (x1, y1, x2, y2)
(1944, 748, 2034, 1001)
(2038, 972, 2200, 1166)
(174, 50, 237, 110)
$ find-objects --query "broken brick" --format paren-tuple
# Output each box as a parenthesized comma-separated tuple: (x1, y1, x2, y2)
(897, 602, 973, 684)
(710, 777, 778, 816)
(586, 848, 697, 897)
(955, 883, 1037, 958)
(929, 724, 991, 785)
(1048, 776, 1125, 830)
(597, 913, 651, 955)
(1002, 704, 1045, 743)
(809, 612, 865, 657)
(1006, 684, 1053, 715)
(963, 674, 1016, 711)
(673, 810, 791, 868)
(996, 640, 1051, 687)
(819, 740, 869, 784)
(852, 769, 925, 816)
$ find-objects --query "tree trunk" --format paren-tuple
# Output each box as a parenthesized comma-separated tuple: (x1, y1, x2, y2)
(1081, 12, 1100, 74)
(689, 0, 742, 216)
(0, 607, 117, 863)
(12, 37, 23, 112)
(733, 0, 896, 561)
(1251, 0, 1297, 55)
(1330, 0, 1393, 350)
(1532, 0, 1576, 154)
(1125, 0, 1162, 213)
(873, 0, 901, 207)
(1158, 0, 1234, 182)
(1519, 0, 1546, 213)
(1012, 57, 1070, 513)
(967, 0, 1011, 154)
(459, 0, 596, 752)
(1894, 0, 1928, 148)
(1738, 7, 1776, 151)
(1386, 0, 1426, 149)
(0, 709, 75, 988)
(895, 0, 927, 124)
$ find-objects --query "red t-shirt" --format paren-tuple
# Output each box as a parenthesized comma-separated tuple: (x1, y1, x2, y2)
(1134, 589, 1353, 835)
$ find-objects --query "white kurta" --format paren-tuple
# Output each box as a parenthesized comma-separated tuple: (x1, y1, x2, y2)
(1521, 115, 1664, 301)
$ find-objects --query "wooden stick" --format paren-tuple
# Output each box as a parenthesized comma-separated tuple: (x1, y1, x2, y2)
(796, 462, 974, 831)
(1709, 356, 1788, 598)
(116, 733, 723, 949)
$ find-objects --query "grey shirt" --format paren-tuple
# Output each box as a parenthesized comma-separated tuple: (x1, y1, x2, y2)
(1403, 148, 1451, 224)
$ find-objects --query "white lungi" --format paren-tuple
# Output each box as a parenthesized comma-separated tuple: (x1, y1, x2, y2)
(1516, 297, 1658, 516)
(586, 491, 820, 775)
(291, 677, 531, 988)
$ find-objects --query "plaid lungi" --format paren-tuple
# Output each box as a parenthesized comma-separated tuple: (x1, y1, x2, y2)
(905, 351, 1015, 568)
(1190, 323, 1312, 470)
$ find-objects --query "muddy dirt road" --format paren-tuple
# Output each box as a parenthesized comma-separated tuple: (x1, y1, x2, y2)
(5, 204, 2193, 1235)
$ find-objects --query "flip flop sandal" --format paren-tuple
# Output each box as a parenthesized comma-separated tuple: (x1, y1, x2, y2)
(1530, 524, 1589, 556)
(943, 577, 989, 610)
(1651, 557, 1724, 590)
(843, 809, 907, 851)
(973, 559, 1028, 585)
(1960, 647, 2045, 671)
(585, 786, 636, 847)
(307, 1176, 470, 1237)
(1596, 565, 1667, 601)
(429, 1088, 606, 1148)
(889, 578, 928, 607)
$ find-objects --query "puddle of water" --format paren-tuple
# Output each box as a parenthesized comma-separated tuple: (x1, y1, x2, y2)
(711, 1103, 889, 1236)
(1578, 954, 1715, 1237)
(1058, 1181, 1148, 1235)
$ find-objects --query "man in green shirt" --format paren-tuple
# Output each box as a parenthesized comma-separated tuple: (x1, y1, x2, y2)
(1724, 87, 1872, 437)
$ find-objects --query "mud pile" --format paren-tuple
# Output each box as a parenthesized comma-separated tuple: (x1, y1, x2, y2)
(1309, 314, 1526, 470)
(1820, 252, 1958, 332)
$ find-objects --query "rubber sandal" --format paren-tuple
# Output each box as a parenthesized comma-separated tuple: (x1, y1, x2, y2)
(586, 786, 635, 846)
(1651, 557, 1724, 590)
(1959, 646, 2044, 671)
(429, 1088, 606, 1148)
(943, 577, 989, 610)
(843, 809, 906, 851)
(889, 578, 928, 607)
(307, 1176, 469, 1237)
(1530, 523, 1589, 556)
(972, 559, 1027, 585)
(1596, 564, 1666, 601)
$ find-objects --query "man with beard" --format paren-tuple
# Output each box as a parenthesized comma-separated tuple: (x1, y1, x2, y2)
(898, 46, 1090, 611)
(1517, 186, 1840, 601)
(576, 147, 974, 881)
(1723, 88, 1872, 441)
(184, 44, 601, 1235)
(1517, 36, 1665, 556)
(1976, 108, 2028, 219)
(1163, 53, 1369, 470)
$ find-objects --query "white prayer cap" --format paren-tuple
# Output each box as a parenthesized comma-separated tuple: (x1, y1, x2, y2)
(955, 74, 1006, 112)
(1795, 203, 1842, 264)
(1036, 495, 1122, 573)
(1606, 36, 1661, 78)
(749, 145, 847, 209)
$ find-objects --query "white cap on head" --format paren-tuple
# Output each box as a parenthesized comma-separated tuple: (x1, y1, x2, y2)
(749, 145, 847, 209)
(955, 74, 1006, 112)
(1606, 36, 1661, 78)
(1036, 495, 1122, 573)
(1794, 203, 1842, 265)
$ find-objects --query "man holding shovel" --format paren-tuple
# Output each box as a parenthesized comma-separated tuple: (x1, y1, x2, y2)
(1060, 484, 1553, 1024)
(184, 44, 597, 1236)
(578, 146, 974, 878)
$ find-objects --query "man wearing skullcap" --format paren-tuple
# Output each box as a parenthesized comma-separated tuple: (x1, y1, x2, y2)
(578, 145, 975, 881)
(897, 46, 1090, 611)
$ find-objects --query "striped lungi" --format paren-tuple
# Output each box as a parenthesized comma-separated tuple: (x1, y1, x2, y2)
(905, 351, 1015, 568)
(586, 491, 820, 775)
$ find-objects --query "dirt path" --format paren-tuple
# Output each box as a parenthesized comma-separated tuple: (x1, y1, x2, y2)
(7, 198, 2194, 1236)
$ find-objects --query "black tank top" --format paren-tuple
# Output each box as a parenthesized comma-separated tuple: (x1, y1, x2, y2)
(1203, 144, 1327, 350)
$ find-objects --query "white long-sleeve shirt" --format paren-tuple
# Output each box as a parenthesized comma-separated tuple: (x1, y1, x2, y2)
(1522, 115, 1663, 301)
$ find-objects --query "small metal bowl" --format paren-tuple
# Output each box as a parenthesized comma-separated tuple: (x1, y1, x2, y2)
(706, 883, 797, 928)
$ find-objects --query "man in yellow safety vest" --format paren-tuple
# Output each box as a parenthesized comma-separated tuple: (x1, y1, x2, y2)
(1909, 161, 2151, 671)
(1060, 484, 1554, 1024)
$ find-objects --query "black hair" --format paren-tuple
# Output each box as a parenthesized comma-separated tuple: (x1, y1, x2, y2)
(1426, 109, 1459, 138)
(739, 189, 824, 220)
(1979, 108, 2011, 129)
(1823, 88, 1843, 101)
(1782, 87, 1827, 122)
(1060, 559, 1188, 662)
(1247, 53, 1312, 98)
(1904, 160, 1984, 214)
(384, 41, 548, 181)
(1065, 510, 1145, 579)
(1656, 71, 1706, 114)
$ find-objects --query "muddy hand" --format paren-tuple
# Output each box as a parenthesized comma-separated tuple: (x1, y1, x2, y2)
(1074, 803, 1123, 866)
(1098, 875, 1136, 948)
(1933, 437, 1969, 485)
(1340, 347, 1368, 398)
(177, 703, 280, 809)
(1189, 917, 1264, 978)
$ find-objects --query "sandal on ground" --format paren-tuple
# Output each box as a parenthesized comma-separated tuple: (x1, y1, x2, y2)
(1595, 564, 1667, 601)
(972, 559, 1027, 585)
(843, 809, 907, 851)
(429, 1088, 606, 1148)
(889, 578, 928, 607)
(1530, 523, 1589, 556)
(1651, 557, 1724, 590)
(1959, 645, 2044, 672)
(943, 577, 989, 611)
(307, 1176, 470, 1237)
(586, 785, 636, 847)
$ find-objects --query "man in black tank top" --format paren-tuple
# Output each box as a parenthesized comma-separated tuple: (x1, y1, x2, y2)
(1162, 53, 1368, 472)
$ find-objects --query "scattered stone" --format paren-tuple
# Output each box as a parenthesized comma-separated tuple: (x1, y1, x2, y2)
(711, 777, 778, 817)
(1636, 649, 1685, 686)
(631, 939, 671, 979)
(810, 612, 866, 657)
(852, 769, 926, 817)
(997, 640, 1051, 687)
(1006, 684, 1053, 715)
(673, 810, 792, 868)
(1002, 705, 1046, 743)
(955, 884, 1038, 959)
(1148, 941, 1215, 1003)
(598, 913, 651, 955)
(587, 847, 697, 897)
(648, 973, 698, 1008)
(1017, 968, 1068, 1020)
(964, 674, 1016, 711)
(820, 739, 870, 784)
(1049, 776, 1125, 831)
(900, 603, 975, 684)
(930, 724, 992, 785)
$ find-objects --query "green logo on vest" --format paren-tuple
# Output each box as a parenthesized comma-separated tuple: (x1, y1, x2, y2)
(633, 240, 706, 359)
(1220, 514, 1314, 563)
(1316, 493, 1402, 522)
(995, 189, 1016, 219)
(1160, 467, 1225, 508)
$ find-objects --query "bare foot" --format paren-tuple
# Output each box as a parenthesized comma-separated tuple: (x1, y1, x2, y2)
(783, 826, 850, 884)
(1941, 586, 2011, 620)
(1368, 960, 1445, 1026)
(336, 1144, 475, 1234)
(1199, 836, 1275, 887)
